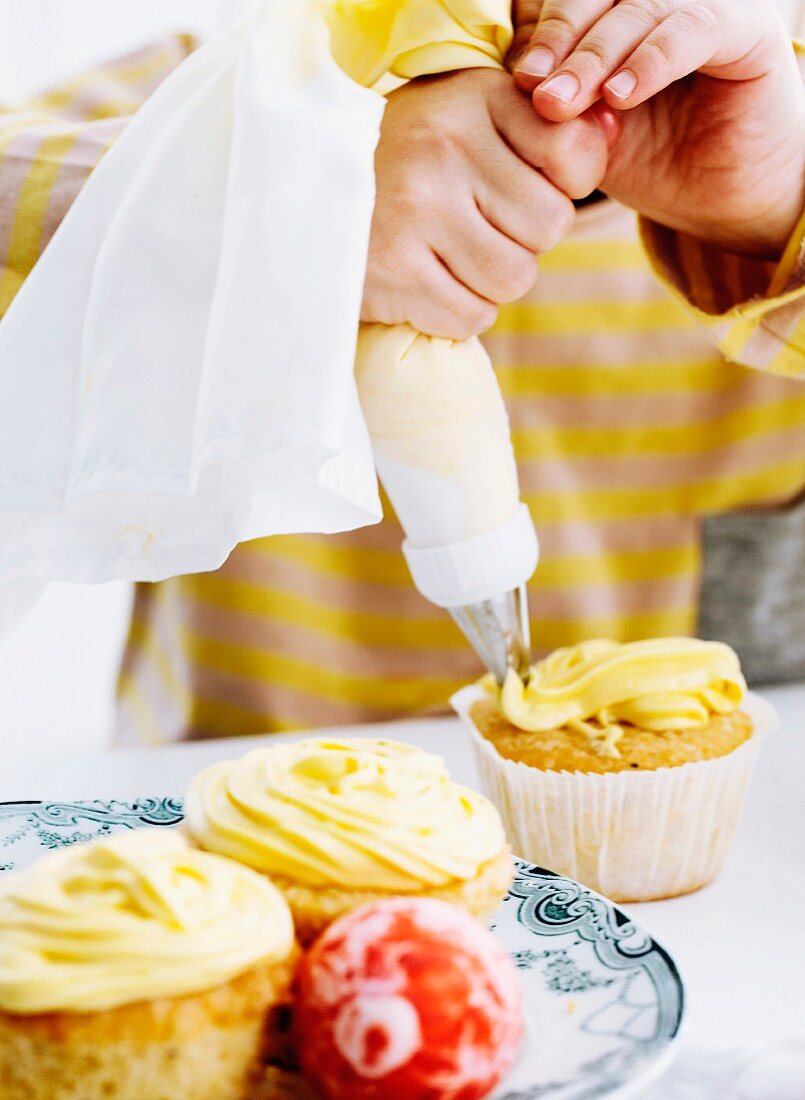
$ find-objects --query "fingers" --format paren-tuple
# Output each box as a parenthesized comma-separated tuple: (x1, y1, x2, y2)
(526, 0, 766, 122)
(363, 159, 560, 340)
(363, 67, 599, 340)
(534, 0, 676, 119)
(477, 163, 576, 257)
(588, 101, 623, 151)
(511, 0, 614, 89)
(418, 268, 500, 339)
(600, 5, 731, 110)
(507, 0, 546, 78)
(433, 206, 540, 305)
(490, 89, 610, 199)
(362, 243, 499, 340)
(410, 254, 500, 339)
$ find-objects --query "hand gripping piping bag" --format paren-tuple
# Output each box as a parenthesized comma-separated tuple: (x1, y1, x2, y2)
(0, 0, 537, 677)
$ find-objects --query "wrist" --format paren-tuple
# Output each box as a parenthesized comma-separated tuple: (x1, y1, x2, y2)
(677, 135, 805, 262)
(701, 200, 805, 264)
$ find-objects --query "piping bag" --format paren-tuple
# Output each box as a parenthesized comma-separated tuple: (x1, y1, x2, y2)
(0, 0, 532, 674)
(356, 324, 538, 682)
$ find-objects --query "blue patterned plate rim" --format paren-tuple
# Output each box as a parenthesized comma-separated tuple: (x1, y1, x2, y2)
(0, 799, 685, 1098)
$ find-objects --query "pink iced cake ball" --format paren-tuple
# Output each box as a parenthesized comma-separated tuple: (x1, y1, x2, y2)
(295, 897, 523, 1100)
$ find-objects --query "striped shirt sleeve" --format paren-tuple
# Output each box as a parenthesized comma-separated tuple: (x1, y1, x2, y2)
(639, 41, 805, 380)
(639, 209, 805, 381)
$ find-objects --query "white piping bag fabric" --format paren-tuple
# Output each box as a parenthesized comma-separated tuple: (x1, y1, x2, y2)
(0, 0, 516, 638)
(0, 1, 384, 591)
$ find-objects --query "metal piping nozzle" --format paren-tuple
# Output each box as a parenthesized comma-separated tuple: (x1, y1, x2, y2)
(450, 583, 532, 684)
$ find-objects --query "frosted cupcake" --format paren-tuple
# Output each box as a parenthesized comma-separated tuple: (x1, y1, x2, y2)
(185, 738, 513, 944)
(453, 638, 777, 902)
(0, 831, 299, 1100)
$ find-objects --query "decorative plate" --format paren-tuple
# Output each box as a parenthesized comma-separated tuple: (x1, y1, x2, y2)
(0, 800, 683, 1099)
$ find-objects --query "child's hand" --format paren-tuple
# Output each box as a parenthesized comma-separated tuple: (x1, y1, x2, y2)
(361, 68, 611, 339)
(509, 0, 805, 259)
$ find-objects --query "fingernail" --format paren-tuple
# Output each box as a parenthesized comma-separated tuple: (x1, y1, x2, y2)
(517, 46, 555, 78)
(538, 72, 580, 105)
(605, 70, 637, 99)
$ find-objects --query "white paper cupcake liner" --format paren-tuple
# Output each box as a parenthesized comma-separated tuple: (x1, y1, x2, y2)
(452, 687, 778, 903)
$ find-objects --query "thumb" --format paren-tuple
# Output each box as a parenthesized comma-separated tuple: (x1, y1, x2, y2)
(506, 1, 547, 89)
(589, 101, 621, 153)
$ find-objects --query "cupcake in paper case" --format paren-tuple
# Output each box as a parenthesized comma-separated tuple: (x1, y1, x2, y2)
(0, 831, 300, 1100)
(184, 738, 513, 945)
(452, 638, 778, 903)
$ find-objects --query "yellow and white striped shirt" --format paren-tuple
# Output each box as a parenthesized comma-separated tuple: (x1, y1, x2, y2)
(1, 33, 803, 742)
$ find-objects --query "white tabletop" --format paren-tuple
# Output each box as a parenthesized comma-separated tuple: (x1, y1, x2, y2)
(2, 683, 804, 1098)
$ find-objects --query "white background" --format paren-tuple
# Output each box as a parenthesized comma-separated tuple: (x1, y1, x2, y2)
(0, 0, 255, 758)
(0, 0, 803, 760)
(0, 0, 256, 98)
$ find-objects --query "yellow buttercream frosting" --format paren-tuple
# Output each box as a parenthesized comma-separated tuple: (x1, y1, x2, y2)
(185, 738, 506, 891)
(0, 831, 294, 1015)
(356, 325, 521, 538)
(499, 639, 747, 757)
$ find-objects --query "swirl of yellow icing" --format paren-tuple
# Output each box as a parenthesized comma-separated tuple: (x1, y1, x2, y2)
(0, 831, 294, 1015)
(185, 739, 506, 891)
(500, 639, 746, 757)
